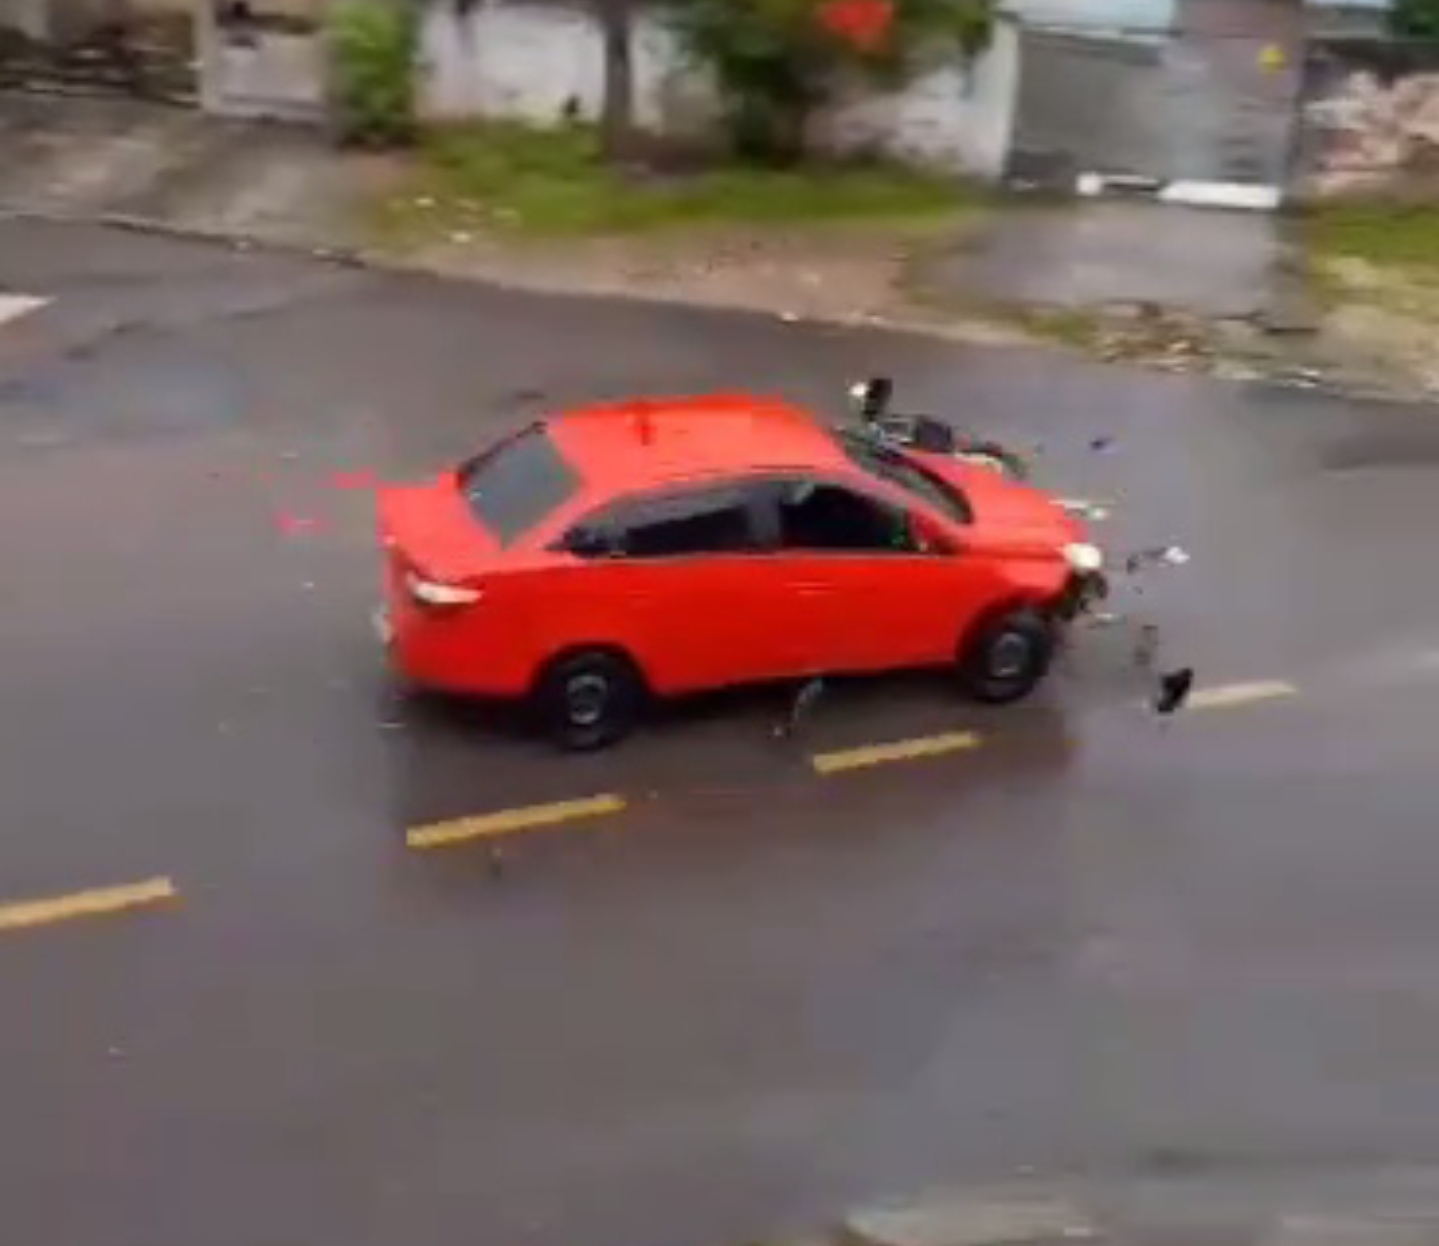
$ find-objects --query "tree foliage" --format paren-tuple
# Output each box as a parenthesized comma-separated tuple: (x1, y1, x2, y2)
(1391, 0, 1439, 40)
(328, 0, 420, 147)
(658, 0, 995, 163)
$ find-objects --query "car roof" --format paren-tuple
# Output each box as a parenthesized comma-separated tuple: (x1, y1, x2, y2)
(545, 393, 848, 492)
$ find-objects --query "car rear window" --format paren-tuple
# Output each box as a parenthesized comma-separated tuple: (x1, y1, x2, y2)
(458, 424, 581, 546)
(835, 429, 973, 524)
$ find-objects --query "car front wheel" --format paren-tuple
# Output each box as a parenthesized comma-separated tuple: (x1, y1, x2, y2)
(958, 608, 1055, 704)
(533, 649, 645, 751)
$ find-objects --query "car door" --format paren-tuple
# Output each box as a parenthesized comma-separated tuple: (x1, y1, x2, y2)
(764, 475, 975, 674)
(554, 481, 796, 694)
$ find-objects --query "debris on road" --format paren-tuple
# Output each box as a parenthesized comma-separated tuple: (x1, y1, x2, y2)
(775, 676, 827, 737)
(275, 512, 319, 535)
(1123, 545, 1190, 574)
(330, 469, 377, 490)
(1154, 667, 1195, 716)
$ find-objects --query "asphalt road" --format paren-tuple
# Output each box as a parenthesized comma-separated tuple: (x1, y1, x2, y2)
(4, 219, 1439, 1246)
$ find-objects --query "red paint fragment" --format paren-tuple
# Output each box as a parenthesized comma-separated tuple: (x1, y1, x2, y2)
(275, 512, 319, 535)
(330, 470, 378, 490)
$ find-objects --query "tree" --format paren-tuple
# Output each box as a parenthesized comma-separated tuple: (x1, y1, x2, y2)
(1391, 0, 1439, 38)
(596, 0, 637, 161)
(657, 0, 993, 165)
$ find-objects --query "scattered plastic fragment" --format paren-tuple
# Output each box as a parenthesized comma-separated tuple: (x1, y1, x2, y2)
(1134, 623, 1160, 669)
(1124, 545, 1189, 574)
(1154, 667, 1195, 715)
(275, 513, 317, 535)
(775, 675, 825, 736)
(330, 469, 377, 490)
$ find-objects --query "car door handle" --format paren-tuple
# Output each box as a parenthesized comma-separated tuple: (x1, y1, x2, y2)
(790, 583, 830, 594)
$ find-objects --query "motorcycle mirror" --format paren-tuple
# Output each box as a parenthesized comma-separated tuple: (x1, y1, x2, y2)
(848, 376, 893, 421)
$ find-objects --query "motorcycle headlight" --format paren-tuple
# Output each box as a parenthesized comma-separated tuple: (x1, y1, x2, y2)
(1064, 542, 1104, 573)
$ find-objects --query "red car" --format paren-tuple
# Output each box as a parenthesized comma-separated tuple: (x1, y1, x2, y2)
(376, 393, 1105, 749)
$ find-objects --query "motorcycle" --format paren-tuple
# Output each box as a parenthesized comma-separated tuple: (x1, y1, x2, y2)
(846, 376, 1033, 483)
(844, 376, 1110, 524)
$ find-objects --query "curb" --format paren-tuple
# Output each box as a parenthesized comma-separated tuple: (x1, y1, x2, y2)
(1074, 173, 1283, 212)
(0, 204, 372, 269)
(764, 1180, 1439, 1246)
(5, 200, 1430, 405)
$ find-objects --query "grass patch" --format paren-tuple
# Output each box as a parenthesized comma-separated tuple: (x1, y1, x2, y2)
(370, 120, 984, 240)
(1014, 305, 1104, 349)
(1302, 201, 1439, 275)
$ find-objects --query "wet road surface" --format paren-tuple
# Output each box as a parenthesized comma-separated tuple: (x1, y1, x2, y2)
(3, 220, 1439, 1246)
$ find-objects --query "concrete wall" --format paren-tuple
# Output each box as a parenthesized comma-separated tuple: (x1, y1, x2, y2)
(1003, 0, 1177, 35)
(1009, 23, 1298, 185)
(418, 0, 1021, 177)
(1295, 37, 1439, 198)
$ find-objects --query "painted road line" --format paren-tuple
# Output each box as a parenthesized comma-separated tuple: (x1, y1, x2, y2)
(0, 294, 48, 327)
(812, 730, 982, 776)
(407, 794, 628, 849)
(0, 876, 178, 933)
(1187, 680, 1299, 711)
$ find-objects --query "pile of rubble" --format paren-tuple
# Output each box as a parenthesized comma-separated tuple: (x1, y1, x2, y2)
(1303, 67, 1439, 197)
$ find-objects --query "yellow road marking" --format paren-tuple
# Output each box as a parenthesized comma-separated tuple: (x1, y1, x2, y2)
(0, 876, 178, 933)
(812, 730, 981, 775)
(1187, 680, 1299, 711)
(407, 794, 628, 849)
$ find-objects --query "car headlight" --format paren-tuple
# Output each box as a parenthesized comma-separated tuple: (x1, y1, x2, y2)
(1064, 542, 1104, 573)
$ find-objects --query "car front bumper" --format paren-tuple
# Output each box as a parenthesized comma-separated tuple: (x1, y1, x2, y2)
(1053, 570, 1109, 621)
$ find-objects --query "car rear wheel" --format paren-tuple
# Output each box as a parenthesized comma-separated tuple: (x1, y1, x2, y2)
(533, 649, 645, 752)
(958, 608, 1055, 704)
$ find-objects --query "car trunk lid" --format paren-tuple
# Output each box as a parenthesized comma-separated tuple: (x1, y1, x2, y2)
(377, 472, 498, 583)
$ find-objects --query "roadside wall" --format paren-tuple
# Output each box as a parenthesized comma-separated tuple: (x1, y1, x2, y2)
(1294, 36, 1439, 198)
(418, 0, 1021, 177)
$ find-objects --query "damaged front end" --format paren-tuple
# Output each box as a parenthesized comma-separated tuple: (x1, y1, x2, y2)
(1054, 567, 1111, 622)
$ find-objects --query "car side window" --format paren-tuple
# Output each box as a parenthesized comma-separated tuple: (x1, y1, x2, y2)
(566, 485, 758, 560)
(776, 479, 919, 554)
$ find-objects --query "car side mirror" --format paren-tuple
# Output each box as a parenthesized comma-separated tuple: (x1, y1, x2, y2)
(913, 516, 957, 555)
(564, 525, 612, 557)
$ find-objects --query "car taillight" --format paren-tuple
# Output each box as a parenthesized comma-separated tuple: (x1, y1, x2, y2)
(406, 572, 483, 608)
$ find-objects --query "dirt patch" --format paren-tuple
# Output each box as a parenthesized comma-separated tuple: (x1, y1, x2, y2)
(1308, 256, 1439, 395)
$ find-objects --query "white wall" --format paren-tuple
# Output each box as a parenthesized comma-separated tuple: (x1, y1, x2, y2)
(419, 0, 1020, 177)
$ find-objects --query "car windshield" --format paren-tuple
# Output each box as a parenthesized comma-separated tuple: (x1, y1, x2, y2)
(834, 428, 973, 524)
(458, 423, 581, 546)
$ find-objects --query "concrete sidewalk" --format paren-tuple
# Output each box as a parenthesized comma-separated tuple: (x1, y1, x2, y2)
(945, 200, 1283, 322)
(0, 90, 352, 239)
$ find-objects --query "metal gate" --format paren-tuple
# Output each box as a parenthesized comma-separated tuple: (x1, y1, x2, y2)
(1007, 0, 1302, 188)
(0, 0, 196, 100)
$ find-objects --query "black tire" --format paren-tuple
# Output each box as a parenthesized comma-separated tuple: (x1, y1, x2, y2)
(533, 649, 644, 751)
(958, 608, 1055, 704)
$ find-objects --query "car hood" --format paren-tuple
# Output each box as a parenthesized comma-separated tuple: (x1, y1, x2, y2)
(377, 472, 499, 580)
(916, 453, 1088, 547)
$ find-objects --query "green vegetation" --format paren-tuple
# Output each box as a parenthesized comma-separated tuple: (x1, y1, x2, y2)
(657, 0, 995, 163)
(373, 121, 983, 239)
(1390, 0, 1439, 38)
(1302, 202, 1439, 276)
(328, 0, 419, 147)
